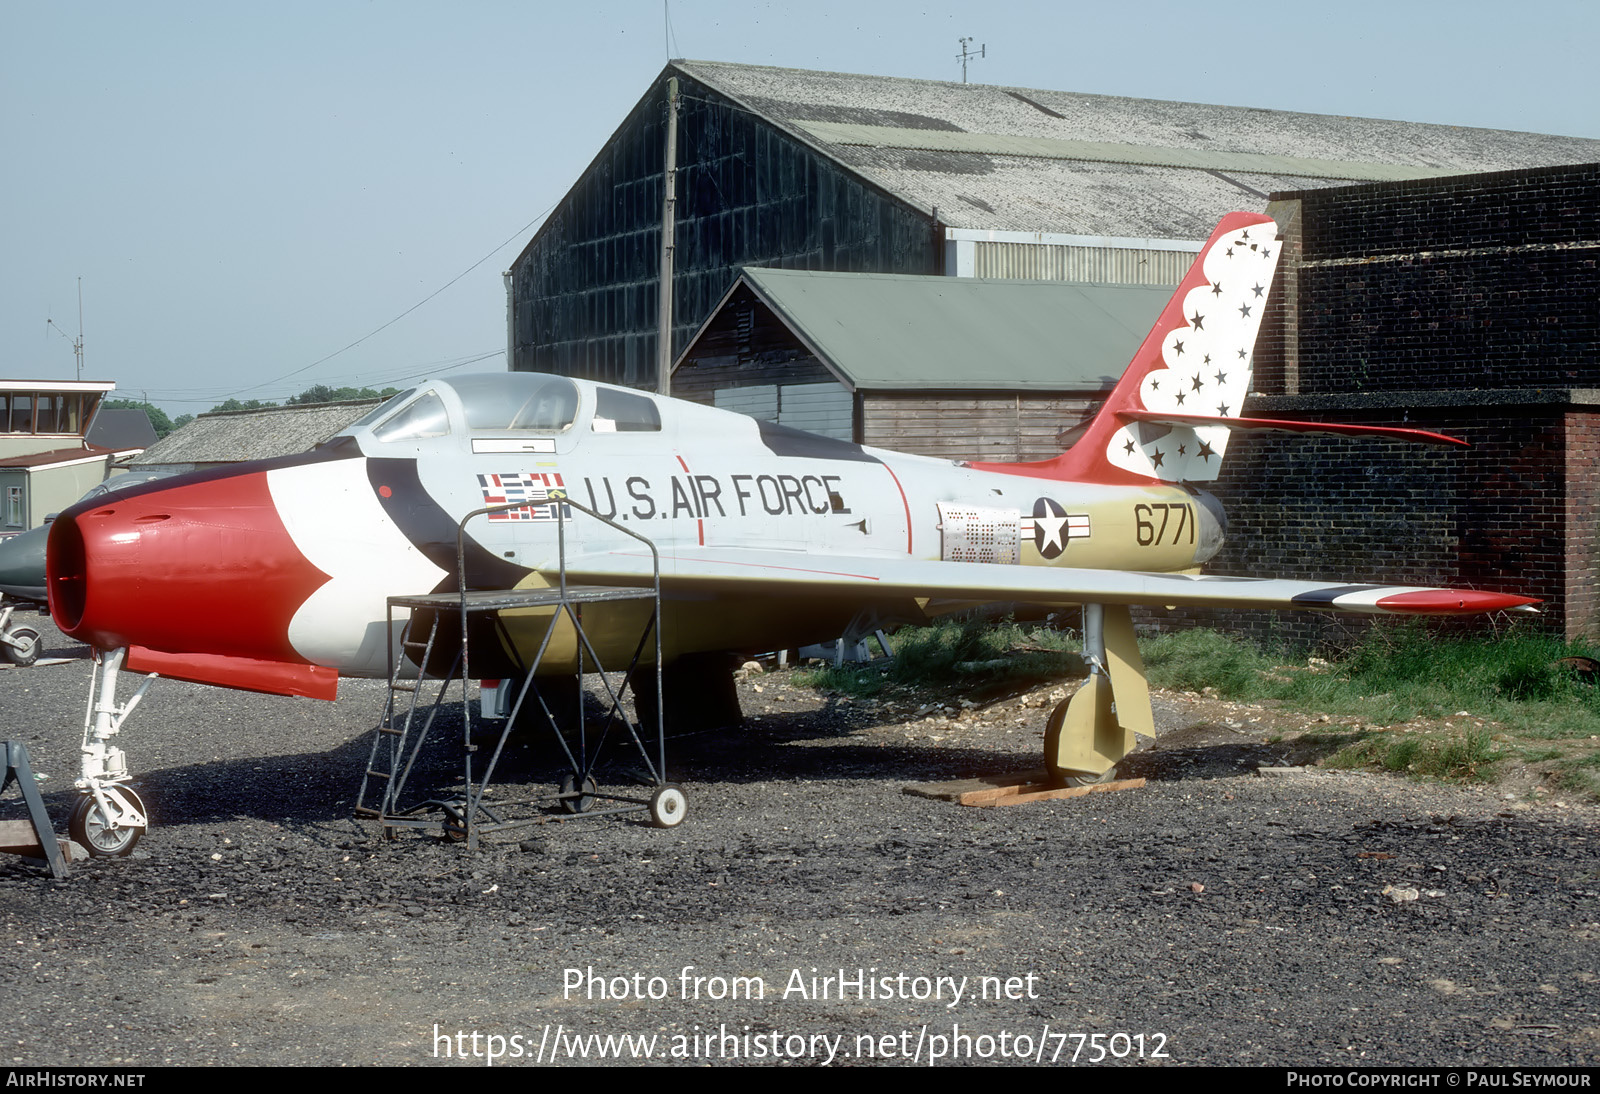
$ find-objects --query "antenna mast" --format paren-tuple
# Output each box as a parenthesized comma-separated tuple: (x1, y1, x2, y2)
(957, 37, 986, 84)
(46, 277, 85, 380)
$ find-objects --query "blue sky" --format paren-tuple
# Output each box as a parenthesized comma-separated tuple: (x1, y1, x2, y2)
(4, 0, 1596, 416)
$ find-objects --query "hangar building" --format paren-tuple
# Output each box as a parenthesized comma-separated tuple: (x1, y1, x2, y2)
(510, 62, 1600, 640)
(510, 60, 1600, 403)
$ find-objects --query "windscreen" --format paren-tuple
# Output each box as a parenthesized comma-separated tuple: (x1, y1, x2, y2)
(444, 374, 579, 432)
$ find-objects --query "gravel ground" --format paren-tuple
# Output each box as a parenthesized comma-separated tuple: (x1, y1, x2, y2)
(1, 606, 1596, 1068)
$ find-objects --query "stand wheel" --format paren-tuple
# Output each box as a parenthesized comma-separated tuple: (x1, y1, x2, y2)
(2, 626, 39, 666)
(559, 774, 597, 814)
(648, 784, 687, 829)
(69, 788, 146, 857)
(440, 803, 468, 842)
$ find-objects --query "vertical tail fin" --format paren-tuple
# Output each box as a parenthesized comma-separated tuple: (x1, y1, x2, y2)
(970, 211, 1281, 485)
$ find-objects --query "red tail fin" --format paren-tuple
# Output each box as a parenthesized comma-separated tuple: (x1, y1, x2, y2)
(970, 211, 1281, 485)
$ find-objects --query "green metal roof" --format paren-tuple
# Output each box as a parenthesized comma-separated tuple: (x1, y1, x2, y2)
(706, 268, 1174, 391)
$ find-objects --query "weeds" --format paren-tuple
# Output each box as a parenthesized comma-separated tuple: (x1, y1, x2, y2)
(799, 617, 1085, 698)
(797, 616, 1600, 797)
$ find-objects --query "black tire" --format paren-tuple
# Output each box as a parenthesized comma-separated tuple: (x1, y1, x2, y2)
(2, 626, 39, 667)
(439, 803, 468, 843)
(559, 774, 597, 814)
(68, 788, 145, 857)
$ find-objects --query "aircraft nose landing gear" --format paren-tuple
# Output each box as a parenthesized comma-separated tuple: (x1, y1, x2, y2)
(72, 648, 156, 856)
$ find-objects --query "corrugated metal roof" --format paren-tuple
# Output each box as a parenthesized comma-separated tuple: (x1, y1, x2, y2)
(132, 400, 381, 465)
(676, 61, 1600, 235)
(790, 122, 1451, 181)
(701, 268, 1172, 391)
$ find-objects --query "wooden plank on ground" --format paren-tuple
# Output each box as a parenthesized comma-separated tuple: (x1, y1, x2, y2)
(0, 819, 73, 861)
(903, 774, 1145, 807)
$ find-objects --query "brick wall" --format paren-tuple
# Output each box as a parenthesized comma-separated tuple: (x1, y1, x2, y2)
(1282, 163, 1600, 395)
(1167, 401, 1585, 645)
(1178, 165, 1600, 646)
(1565, 409, 1600, 633)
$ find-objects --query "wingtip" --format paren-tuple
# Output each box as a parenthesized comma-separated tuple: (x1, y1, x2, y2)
(1375, 590, 1543, 615)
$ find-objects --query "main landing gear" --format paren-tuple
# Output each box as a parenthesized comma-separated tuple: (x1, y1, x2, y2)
(70, 647, 156, 856)
(1042, 604, 1152, 786)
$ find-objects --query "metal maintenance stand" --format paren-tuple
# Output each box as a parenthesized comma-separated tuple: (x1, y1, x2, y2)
(354, 497, 681, 847)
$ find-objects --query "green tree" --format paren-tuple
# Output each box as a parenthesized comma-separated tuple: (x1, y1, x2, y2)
(208, 398, 279, 414)
(202, 384, 400, 416)
(286, 384, 400, 405)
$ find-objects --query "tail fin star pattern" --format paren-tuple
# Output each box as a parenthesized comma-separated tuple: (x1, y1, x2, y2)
(1106, 217, 1281, 483)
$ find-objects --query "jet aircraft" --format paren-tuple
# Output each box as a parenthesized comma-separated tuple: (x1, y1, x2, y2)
(43, 212, 1537, 854)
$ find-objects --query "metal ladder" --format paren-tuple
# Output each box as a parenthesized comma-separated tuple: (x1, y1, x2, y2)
(353, 603, 469, 836)
(353, 495, 676, 846)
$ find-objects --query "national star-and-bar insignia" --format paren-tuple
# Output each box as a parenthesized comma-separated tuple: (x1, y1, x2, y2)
(1029, 497, 1090, 559)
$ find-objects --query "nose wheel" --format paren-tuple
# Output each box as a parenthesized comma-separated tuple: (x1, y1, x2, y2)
(69, 787, 146, 857)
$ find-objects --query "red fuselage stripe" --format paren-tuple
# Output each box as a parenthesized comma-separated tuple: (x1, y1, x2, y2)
(674, 454, 705, 545)
(882, 464, 913, 554)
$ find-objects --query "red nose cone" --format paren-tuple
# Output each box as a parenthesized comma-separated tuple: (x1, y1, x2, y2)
(47, 470, 331, 663)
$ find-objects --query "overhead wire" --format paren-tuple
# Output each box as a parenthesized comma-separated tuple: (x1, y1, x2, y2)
(215, 199, 560, 402)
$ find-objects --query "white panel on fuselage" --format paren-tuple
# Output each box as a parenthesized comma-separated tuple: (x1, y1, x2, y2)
(269, 458, 448, 675)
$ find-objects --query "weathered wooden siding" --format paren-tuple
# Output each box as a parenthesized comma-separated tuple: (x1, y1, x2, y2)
(510, 71, 940, 389)
(861, 393, 1100, 463)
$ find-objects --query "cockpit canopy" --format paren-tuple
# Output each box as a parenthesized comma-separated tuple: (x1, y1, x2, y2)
(352, 374, 583, 443)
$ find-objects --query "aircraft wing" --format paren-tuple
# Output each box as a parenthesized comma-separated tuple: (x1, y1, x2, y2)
(564, 548, 1538, 616)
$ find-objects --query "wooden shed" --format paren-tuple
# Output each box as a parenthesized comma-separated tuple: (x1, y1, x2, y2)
(671, 268, 1172, 463)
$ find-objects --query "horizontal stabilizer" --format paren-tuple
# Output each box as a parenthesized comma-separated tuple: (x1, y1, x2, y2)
(1117, 411, 1468, 447)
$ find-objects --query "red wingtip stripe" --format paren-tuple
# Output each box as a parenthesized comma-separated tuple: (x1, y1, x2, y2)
(1376, 590, 1542, 614)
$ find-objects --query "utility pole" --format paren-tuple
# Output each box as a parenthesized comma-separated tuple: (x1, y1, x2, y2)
(957, 37, 985, 84)
(657, 76, 679, 395)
